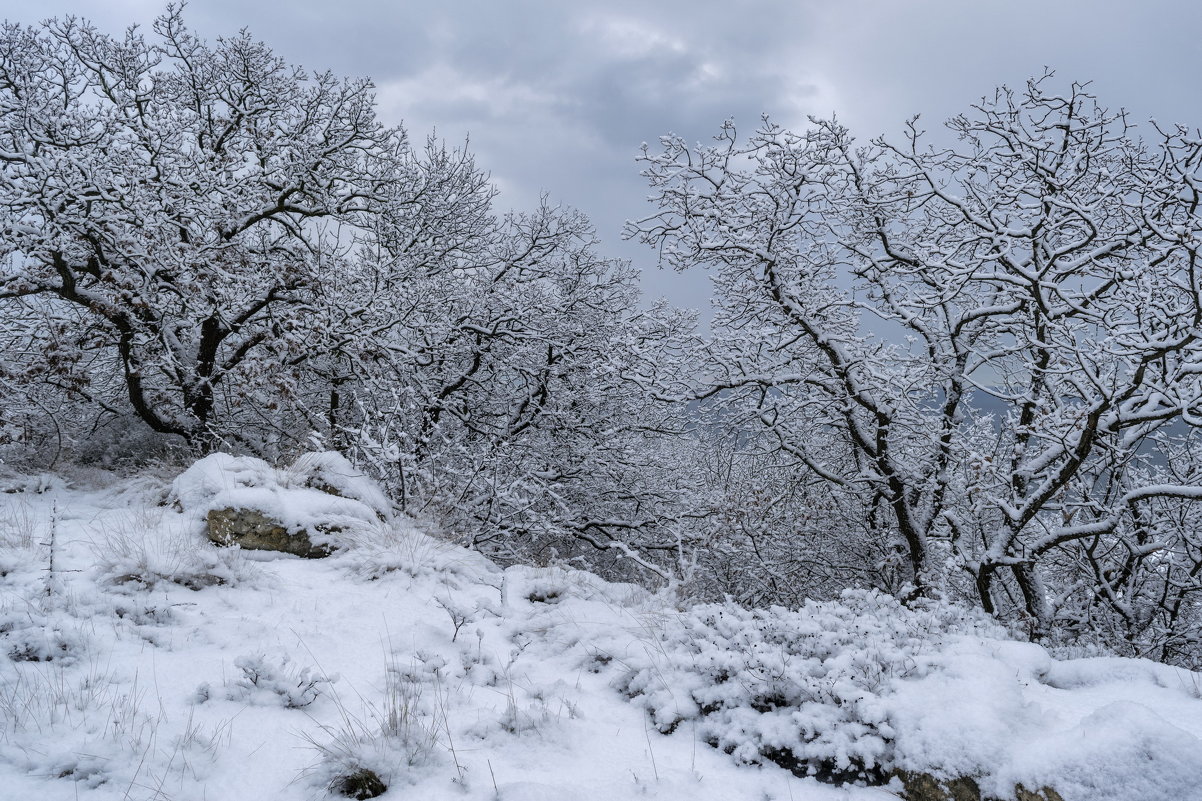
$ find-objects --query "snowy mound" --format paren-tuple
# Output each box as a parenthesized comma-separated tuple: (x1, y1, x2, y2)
(888, 642, 1202, 800)
(169, 452, 391, 554)
(0, 466, 1200, 801)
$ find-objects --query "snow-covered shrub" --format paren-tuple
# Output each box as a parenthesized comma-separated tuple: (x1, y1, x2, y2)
(458, 638, 498, 687)
(88, 511, 258, 590)
(496, 693, 552, 737)
(303, 658, 447, 795)
(65, 412, 188, 470)
(0, 499, 43, 579)
(0, 577, 89, 665)
(521, 574, 566, 605)
(0, 472, 65, 496)
(501, 564, 650, 609)
(225, 654, 336, 709)
(0, 614, 83, 664)
(615, 590, 996, 784)
(487, 675, 582, 739)
(90, 468, 178, 512)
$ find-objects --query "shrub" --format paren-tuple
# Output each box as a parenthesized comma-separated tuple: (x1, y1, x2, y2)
(615, 590, 997, 784)
(225, 654, 335, 709)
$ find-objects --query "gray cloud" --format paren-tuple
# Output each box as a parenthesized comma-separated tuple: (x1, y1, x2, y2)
(6, 0, 1202, 316)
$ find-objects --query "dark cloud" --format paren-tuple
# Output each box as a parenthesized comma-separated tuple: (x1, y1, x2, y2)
(6, 0, 1202, 315)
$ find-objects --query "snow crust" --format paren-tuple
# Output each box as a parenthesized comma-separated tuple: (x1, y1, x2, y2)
(0, 465, 1200, 800)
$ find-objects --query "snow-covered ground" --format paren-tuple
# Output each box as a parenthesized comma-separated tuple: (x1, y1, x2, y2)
(1, 461, 1200, 801)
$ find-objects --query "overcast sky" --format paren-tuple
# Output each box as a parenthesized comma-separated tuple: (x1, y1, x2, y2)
(7, 0, 1202, 312)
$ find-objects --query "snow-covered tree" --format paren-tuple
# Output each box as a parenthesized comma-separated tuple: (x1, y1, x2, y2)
(328, 194, 703, 583)
(0, 7, 701, 583)
(0, 7, 408, 450)
(631, 75, 1202, 635)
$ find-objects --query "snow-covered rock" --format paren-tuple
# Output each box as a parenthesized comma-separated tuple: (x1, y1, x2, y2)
(170, 452, 389, 557)
(168, 452, 277, 512)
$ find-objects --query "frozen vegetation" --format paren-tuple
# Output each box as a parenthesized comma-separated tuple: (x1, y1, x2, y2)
(0, 460, 1199, 800)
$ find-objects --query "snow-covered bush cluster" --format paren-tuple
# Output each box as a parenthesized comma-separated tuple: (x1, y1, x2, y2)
(222, 653, 336, 709)
(0, 600, 88, 666)
(608, 589, 1202, 801)
(616, 591, 997, 783)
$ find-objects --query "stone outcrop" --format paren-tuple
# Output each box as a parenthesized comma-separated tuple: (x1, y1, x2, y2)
(894, 771, 982, 801)
(206, 507, 334, 559)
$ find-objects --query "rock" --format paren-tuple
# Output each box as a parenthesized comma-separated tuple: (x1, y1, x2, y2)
(178, 452, 389, 558)
(894, 770, 982, 801)
(1015, 787, 1064, 801)
(893, 771, 1063, 801)
(206, 507, 333, 558)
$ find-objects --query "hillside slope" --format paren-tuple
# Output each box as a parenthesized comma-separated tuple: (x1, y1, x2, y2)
(0, 462, 1200, 801)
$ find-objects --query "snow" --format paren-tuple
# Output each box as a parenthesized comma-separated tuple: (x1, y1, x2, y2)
(1, 463, 1201, 800)
(287, 451, 395, 522)
(885, 638, 1202, 800)
(168, 453, 279, 512)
